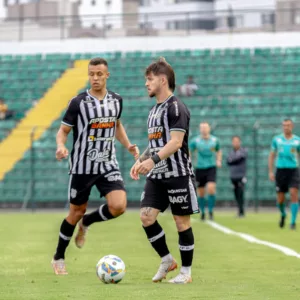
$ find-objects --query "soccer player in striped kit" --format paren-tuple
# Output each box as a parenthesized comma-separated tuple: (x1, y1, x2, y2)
(51, 58, 139, 275)
(130, 58, 198, 284)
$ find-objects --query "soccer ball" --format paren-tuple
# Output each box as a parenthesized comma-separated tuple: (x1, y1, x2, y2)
(96, 255, 126, 284)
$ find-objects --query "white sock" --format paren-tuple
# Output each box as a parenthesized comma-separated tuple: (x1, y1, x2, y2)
(161, 253, 173, 262)
(181, 266, 191, 275)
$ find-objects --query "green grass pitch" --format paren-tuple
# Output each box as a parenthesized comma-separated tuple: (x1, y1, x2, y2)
(1, 211, 300, 300)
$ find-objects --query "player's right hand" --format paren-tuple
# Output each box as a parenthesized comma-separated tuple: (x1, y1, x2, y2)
(56, 145, 69, 161)
(269, 172, 275, 182)
(130, 161, 140, 180)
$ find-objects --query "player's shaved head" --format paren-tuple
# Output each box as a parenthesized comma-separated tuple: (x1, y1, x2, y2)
(145, 57, 175, 92)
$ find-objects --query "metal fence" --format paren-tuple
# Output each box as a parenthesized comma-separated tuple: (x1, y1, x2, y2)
(1, 8, 300, 41)
(0, 121, 290, 210)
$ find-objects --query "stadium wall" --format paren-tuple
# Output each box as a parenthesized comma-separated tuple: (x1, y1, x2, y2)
(1, 31, 300, 54)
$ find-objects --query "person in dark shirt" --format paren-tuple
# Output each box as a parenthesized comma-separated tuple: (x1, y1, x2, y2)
(227, 136, 247, 217)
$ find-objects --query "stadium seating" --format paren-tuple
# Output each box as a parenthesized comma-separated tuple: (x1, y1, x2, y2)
(1, 47, 300, 205)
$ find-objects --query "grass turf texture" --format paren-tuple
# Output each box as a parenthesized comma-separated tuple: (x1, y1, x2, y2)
(1, 211, 300, 300)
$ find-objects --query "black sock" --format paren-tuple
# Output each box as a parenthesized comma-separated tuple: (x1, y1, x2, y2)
(143, 221, 170, 258)
(54, 219, 75, 260)
(179, 227, 194, 267)
(82, 204, 115, 227)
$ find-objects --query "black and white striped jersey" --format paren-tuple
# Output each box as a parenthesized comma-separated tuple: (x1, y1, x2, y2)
(62, 90, 122, 174)
(147, 95, 194, 179)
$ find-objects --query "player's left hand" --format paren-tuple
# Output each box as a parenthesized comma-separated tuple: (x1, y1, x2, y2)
(216, 160, 222, 168)
(136, 158, 155, 175)
(127, 144, 140, 160)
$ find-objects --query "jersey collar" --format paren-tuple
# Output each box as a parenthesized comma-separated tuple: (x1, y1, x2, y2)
(86, 89, 108, 102)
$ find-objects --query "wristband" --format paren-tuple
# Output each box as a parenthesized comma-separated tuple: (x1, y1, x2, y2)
(151, 154, 161, 164)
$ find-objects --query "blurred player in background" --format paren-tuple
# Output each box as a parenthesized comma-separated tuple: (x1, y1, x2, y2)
(269, 119, 300, 230)
(189, 122, 222, 221)
(51, 58, 139, 275)
(227, 136, 247, 217)
(130, 58, 198, 284)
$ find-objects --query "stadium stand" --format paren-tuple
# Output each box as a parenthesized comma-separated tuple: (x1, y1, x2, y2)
(0, 48, 299, 205)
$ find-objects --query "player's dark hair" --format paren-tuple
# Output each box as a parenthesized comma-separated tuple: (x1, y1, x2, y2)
(145, 57, 176, 92)
(89, 57, 108, 67)
(283, 118, 293, 123)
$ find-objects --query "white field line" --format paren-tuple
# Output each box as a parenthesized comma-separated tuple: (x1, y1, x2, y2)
(195, 219, 300, 259)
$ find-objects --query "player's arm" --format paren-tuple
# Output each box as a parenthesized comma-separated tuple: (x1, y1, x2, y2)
(115, 119, 139, 159)
(139, 147, 151, 162)
(130, 147, 151, 180)
(136, 131, 184, 176)
(216, 139, 222, 168)
(56, 125, 71, 161)
(268, 138, 277, 181)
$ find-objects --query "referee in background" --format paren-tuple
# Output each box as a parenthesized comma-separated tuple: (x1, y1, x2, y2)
(227, 136, 247, 217)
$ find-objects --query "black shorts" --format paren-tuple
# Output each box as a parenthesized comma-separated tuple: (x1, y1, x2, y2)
(275, 168, 300, 193)
(68, 169, 126, 205)
(195, 167, 217, 188)
(141, 176, 199, 216)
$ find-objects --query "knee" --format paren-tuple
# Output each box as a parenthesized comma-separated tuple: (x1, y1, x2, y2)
(108, 201, 126, 217)
(174, 215, 190, 232)
(140, 213, 156, 227)
(68, 206, 86, 223)
(207, 186, 215, 195)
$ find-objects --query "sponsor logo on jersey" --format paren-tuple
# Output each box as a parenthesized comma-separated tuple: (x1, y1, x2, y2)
(168, 195, 188, 204)
(87, 149, 110, 162)
(88, 136, 114, 142)
(148, 126, 164, 140)
(89, 117, 116, 129)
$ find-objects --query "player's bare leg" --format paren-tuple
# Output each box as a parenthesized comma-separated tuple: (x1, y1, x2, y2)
(140, 207, 177, 282)
(52, 202, 87, 275)
(75, 190, 126, 248)
(168, 215, 193, 284)
(277, 192, 286, 228)
(289, 187, 298, 230)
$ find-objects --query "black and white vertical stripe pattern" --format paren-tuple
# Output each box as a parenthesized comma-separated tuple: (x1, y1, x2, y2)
(68, 90, 121, 175)
(147, 95, 193, 179)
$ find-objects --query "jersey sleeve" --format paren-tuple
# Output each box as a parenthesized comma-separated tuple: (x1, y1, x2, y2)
(215, 139, 220, 151)
(271, 137, 277, 152)
(62, 98, 80, 127)
(167, 101, 189, 133)
(117, 97, 123, 120)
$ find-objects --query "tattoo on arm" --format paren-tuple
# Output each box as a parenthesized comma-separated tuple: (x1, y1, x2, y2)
(140, 207, 153, 217)
(139, 147, 151, 162)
